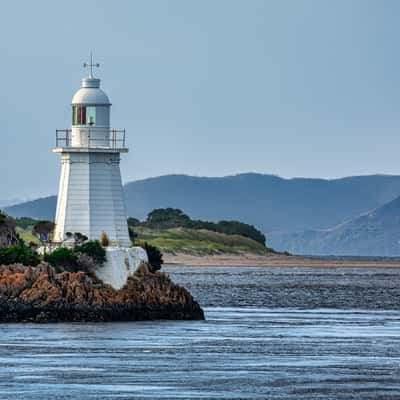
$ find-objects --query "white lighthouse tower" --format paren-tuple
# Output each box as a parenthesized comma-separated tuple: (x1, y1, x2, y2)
(53, 56, 130, 247)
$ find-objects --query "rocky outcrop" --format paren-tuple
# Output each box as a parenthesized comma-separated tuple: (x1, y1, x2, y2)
(0, 263, 204, 322)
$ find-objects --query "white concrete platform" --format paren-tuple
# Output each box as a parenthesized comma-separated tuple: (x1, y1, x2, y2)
(94, 246, 149, 290)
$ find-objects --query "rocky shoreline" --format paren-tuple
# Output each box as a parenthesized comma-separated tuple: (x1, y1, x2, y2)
(0, 264, 204, 322)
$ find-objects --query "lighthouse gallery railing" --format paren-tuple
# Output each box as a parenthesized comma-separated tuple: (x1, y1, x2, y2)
(55, 128, 126, 149)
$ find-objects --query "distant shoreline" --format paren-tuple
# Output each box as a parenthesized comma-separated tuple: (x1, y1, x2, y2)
(164, 252, 400, 268)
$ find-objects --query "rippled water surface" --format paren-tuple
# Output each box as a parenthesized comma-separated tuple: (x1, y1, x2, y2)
(1, 266, 400, 399)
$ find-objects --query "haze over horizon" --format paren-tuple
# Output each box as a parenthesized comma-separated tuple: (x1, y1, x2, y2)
(2, 0, 400, 200)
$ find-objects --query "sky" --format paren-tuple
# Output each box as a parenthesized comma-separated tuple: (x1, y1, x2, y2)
(1, 0, 400, 201)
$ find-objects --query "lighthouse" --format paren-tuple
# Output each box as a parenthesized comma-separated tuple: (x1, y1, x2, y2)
(53, 56, 131, 247)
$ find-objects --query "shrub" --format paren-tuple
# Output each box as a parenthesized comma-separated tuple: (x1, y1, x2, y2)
(141, 208, 267, 246)
(0, 211, 6, 225)
(76, 252, 97, 273)
(74, 240, 106, 265)
(0, 212, 20, 247)
(214, 220, 266, 246)
(44, 247, 78, 269)
(0, 244, 40, 266)
(73, 232, 88, 244)
(127, 217, 141, 227)
(32, 220, 55, 242)
(15, 217, 37, 230)
(128, 227, 138, 244)
(143, 242, 163, 272)
(145, 208, 191, 229)
(100, 231, 110, 247)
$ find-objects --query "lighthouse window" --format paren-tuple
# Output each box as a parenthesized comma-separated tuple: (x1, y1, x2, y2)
(79, 107, 86, 125)
(86, 107, 96, 126)
(72, 106, 77, 125)
(72, 106, 95, 125)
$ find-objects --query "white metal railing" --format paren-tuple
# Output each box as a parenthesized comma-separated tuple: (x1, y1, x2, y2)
(56, 128, 126, 149)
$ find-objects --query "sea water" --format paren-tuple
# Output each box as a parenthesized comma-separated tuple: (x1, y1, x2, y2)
(0, 266, 400, 399)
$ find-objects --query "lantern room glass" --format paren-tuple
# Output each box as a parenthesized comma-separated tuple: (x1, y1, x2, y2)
(72, 106, 96, 126)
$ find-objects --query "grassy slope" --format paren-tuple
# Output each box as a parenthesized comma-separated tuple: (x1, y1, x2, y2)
(16, 227, 40, 245)
(135, 227, 270, 255)
(15, 224, 270, 255)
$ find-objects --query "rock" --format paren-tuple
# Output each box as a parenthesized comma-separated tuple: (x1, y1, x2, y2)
(0, 263, 204, 322)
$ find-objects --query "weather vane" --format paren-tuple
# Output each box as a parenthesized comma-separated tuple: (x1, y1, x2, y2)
(83, 52, 100, 78)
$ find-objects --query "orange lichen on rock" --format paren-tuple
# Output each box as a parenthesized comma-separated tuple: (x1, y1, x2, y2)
(0, 263, 204, 322)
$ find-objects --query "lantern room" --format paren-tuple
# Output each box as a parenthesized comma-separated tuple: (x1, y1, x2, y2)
(71, 77, 111, 128)
(69, 77, 112, 148)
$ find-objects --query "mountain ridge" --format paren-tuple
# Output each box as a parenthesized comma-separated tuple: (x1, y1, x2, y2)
(6, 173, 400, 238)
(269, 195, 400, 256)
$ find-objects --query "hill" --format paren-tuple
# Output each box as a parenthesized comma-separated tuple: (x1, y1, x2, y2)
(134, 226, 270, 256)
(6, 196, 56, 221)
(269, 196, 400, 256)
(6, 173, 400, 234)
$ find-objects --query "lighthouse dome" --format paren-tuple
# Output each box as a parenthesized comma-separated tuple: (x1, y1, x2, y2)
(71, 77, 111, 105)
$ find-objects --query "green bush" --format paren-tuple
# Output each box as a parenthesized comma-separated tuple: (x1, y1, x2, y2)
(73, 232, 88, 244)
(0, 211, 6, 225)
(140, 208, 266, 246)
(44, 247, 78, 269)
(32, 220, 55, 242)
(0, 212, 20, 247)
(143, 242, 163, 272)
(16, 217, 38, 230)
(127, 217, 141, 227)
(128, 227, 138, 243)
(0, 244, 40, 266)
(145, 208, 191, 229)
(74, 240, 106, 264)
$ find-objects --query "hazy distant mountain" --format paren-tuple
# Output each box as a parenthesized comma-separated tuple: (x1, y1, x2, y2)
(269, 196, 400, 256)
(6, 196, 57, 221)
(6, 173, 400, 235)
(0, 198, 25, 209)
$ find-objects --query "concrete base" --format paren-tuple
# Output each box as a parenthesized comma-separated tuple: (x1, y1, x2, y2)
(94, 246, 148, 290)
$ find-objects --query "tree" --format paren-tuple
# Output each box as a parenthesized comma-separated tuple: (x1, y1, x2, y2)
(146, 208, 191, 229)
(143, 242, 163, 272)
(0, 212, 19, 248)
(74, 240, 106, 264)
(73, 232, 88, 244)
(215, 220, 266, 246)
(15, 217, 37, 230)
(0, 243, 40, 266)
(44, 247, 78, 270)
(128, 227, 138, 244)
(32, 220, 55, 243)
(127, 217, 141, 227)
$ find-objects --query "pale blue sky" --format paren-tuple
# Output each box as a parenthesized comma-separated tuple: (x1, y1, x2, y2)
(2, 0, 400, 200)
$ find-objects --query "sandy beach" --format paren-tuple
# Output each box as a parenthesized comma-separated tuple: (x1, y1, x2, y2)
(164, 252, 400, 268)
